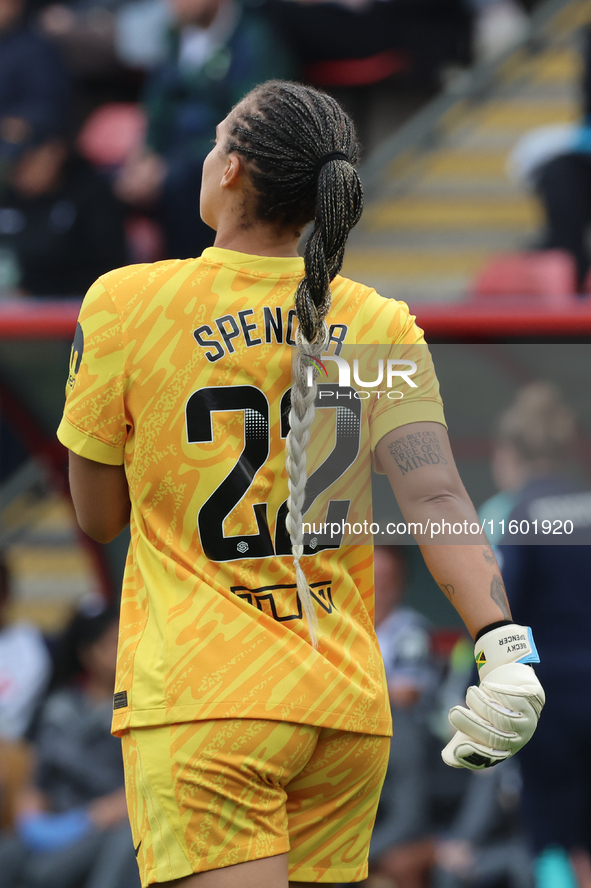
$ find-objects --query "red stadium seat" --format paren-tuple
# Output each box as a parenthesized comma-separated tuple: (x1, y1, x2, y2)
(303, 50, 409, 87)
(77, 103, 146, 168)
(471, 250, 578, 305)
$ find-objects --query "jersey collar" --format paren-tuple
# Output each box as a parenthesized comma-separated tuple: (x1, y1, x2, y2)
(201, 247, 305, 276)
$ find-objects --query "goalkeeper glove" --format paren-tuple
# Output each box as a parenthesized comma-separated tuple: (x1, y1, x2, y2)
(442, 623, 545, 770)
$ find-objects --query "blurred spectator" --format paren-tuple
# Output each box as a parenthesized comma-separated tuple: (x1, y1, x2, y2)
(0, 0, 128, 295)
(37, 2, 118, 86)
(478, 413, 525, 546)
(0, 114, 127, 295)
(374, 546, 436, 710)
(509, 27, 591, 291)
(115, 0, 294, 258)
(0, 598, 140, 888)
(534, 24, 591, 293)
(536, 148, 591, 292)
(366, 546, 438, 888)
(433, 762, 533, 888)
(0, 0, 71, 136)
(488, 384, 591, 888)
(0, 556, 50, 745)
(0, 555, 50, 831)
(115, 0, 172, 71)
(36, 0, 143, 113)
(469, 0, 529, 61)
(268, 0, 472, 86)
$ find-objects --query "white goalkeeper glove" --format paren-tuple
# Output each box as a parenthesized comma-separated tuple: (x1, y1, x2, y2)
(442, 623, 545, 770)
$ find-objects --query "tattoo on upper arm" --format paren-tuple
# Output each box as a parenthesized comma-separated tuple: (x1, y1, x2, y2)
(439, 583, 455, 601)
(490, 575, 511, 619)
(482, 547, 495, 565)
(387, 430, 448, 475)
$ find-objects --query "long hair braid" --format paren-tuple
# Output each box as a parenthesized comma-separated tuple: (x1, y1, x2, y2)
(227, 81, 363, 645)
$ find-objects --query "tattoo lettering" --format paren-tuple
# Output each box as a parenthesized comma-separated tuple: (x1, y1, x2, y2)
(439, 583, 455, 601)
(482, 548, 495, 565)
(387, 431, 448, 475)
(490, 575, 511, 619)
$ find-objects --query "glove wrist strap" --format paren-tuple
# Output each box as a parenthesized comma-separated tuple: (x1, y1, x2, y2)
(474, 622, 540, 680)
(474, 619, 513, 643)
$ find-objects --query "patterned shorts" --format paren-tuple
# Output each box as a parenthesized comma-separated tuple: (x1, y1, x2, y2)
(121, 718, 390, 885)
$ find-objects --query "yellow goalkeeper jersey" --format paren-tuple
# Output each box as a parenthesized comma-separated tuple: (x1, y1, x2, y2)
(57, 248, 445, 737)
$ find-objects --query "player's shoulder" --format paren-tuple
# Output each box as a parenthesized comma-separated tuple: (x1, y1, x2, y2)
(332, 273, 423, 343)
(98, 258, 187, 295)
(332, 272, 377, 301)
(88, 257, 208, 319)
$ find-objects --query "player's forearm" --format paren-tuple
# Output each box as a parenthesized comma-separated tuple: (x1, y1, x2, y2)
(400, 493, 511, 638)
(420, 543, 510, 639)
(377, 422, 511, 638)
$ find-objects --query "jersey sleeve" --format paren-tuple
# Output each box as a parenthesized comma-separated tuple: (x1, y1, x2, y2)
(56, 278, 127, 465)
(368, 299, 446, 463)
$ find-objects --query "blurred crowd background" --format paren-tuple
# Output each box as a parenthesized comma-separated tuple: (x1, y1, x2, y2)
(1, 0, 591, 886)
(0, 0, 565, 297)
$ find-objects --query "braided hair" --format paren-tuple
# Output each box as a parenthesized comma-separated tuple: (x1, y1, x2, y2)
(226, 81, 363, 645)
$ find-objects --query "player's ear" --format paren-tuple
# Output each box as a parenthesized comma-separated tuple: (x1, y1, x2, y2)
(220, 153, 242, 188)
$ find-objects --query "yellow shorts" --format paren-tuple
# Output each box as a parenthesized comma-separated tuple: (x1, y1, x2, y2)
(121, 719, 390, 885)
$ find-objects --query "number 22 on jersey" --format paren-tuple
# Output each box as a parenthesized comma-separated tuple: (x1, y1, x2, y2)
(185, 384, 361, 562)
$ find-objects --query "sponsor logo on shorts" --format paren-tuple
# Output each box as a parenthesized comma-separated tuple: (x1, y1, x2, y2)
(230, 580, 336, 622)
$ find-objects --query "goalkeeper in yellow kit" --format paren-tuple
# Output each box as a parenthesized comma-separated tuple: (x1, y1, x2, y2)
(58, 81, 544, 888)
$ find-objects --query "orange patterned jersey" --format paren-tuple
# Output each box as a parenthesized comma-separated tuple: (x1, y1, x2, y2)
(57, 247, 446, 737)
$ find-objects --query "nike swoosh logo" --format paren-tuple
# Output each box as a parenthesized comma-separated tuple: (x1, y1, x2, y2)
(135, 841, 142, 858)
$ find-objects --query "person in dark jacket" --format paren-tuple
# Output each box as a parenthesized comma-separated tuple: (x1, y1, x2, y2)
(0, 0, 71, 137)
(115, 0, 294, 258)
(0, 116, 128, 296)
(494, 383, 591, 888)
(533, 27, 591, 290)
